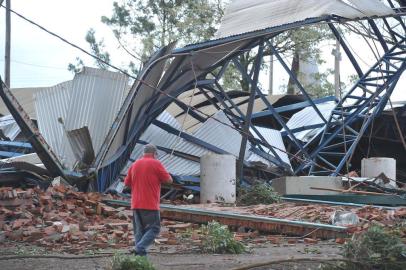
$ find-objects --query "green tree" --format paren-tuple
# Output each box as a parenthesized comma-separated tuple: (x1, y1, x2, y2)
(219, 24, 333, 95)
(68, 28, 111, 73)
(69, 0, 226, 74)
(70, 0, 334, 98)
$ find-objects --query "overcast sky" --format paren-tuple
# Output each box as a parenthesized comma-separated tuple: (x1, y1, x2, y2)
(0, 0, 405, 101)
(0, 0, 118, 87)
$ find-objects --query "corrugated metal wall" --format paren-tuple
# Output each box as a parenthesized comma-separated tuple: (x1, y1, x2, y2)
(34, 81, 72, 165)
(34, 68, 129, 169)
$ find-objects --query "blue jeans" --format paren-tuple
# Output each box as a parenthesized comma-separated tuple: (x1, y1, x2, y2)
(132, 209, 161, 255)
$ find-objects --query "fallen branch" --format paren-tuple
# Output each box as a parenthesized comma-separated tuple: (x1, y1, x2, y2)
(310, 187, 392, 195)
(231, 257, 355, 270)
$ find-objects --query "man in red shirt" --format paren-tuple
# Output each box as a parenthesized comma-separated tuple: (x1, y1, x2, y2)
(124, 144, 172, 256)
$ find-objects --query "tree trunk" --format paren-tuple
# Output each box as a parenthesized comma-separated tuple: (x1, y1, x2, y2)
(287, 50, 300, 95)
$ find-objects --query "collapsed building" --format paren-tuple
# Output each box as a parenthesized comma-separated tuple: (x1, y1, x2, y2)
(0, 0, 405, 207)
(1, 1, 406, 252)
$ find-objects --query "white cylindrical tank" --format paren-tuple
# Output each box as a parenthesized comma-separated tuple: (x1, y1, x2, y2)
(361, 157, 396, 186)
(200, 153, 236, 204)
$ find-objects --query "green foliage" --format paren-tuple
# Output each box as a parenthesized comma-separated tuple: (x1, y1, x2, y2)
(201, 221, 246, 254)
(237, 183, 281, 206)
(68, 29, 110, 73)
(110, 253, 155, 270)
(85, 28, 111, 69)
(70, 0, 225, 74)
(304, 70, 335, 98)
(323, 226, 406, 270)
(67, 57, 84, 74)
(101, 0, 225, 62)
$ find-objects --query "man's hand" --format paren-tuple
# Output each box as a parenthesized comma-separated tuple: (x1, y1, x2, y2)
(166, 175, 173, 184)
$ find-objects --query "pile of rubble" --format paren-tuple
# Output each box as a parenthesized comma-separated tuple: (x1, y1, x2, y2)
(250, 203, 406, 223)
(2, 185, 406, 254)
(191, 202, 406, 235)
(0, 186, 136, 253)
(0, 186, 240, 253)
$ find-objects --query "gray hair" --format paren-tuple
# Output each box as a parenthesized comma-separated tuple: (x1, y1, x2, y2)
(144, 144, 157, 154)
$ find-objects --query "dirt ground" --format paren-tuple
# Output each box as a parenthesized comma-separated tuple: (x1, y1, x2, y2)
(0, 241, 342, 270)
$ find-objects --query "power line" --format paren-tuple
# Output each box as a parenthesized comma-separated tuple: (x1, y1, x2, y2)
(0, 4, 363, 175)
(0, 58, 67, 70)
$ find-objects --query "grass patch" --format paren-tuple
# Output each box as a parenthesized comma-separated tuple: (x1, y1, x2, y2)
(237, 182, 281, 206)
(201, 221, 246, 254)
(110, 253, 155, 270)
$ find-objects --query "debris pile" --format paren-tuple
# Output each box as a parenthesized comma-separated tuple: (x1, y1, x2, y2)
(0, 186, 242, 253)
(0, 185, 135, 253)
(191, 203, 406, 234)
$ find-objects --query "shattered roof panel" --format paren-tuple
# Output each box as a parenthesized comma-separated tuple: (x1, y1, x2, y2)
(249, 126, 291, 167)
(123, 110, 291, 177)
(0, 114, 21, 140)
(284, 101, 336, 143)
(216, 0, 394, 39)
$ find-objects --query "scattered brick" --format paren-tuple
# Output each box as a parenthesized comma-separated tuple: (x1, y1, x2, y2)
(304, 238, 318, 244)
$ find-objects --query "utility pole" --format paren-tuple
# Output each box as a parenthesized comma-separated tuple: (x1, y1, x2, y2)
(4, 0, 11, 87)
(268, 53, 274, 95)
(333, 39, 341, 98)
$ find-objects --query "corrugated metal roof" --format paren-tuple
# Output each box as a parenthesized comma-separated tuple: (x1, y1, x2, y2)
(165, 89, 286, 132)
(283, 101, 336, 142)
(0, 87, 47, 119)
(0, 115, 21, 140)
(216, 0, 394, 39)
(249, 126, 291, 166)
(122, 110, 291, 177)
(123, 111, 204, 176)
(34, 67, 129, 168)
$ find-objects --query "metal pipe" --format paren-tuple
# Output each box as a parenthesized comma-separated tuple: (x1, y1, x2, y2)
(281, 197, 399, 210)
(102, 199, 347, 231)
(161, 204, 347, 231)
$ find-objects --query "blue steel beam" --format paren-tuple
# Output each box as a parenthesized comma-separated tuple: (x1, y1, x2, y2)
(233, 59, 312, 160)
(329, 23, 364, 78)
(137, 139, 200, 162)
(0, 141, 32, 149)
(296, 37, 406, 175)
(368, 19, 389, 52)
(203, 84, 288, 169)
(268, 44, 328, 124)
(152, 119, 229, 155)
(252, 96, 337, 119)
(173, 16, 332, 54)
(238, 41, 265, 181)
(280, 123, 326, 137)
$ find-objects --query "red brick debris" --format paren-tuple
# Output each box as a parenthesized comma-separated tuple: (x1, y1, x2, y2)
(0, 186, 138, 253)
(0, 186, 220, 253)
(179, 202, 406, 240)
(1, 186, 406, 253)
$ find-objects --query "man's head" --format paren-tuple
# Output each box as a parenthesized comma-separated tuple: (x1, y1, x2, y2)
(144, 144, 158, 158)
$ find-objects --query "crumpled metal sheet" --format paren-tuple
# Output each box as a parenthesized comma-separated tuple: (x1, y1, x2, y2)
(66, 126, 95, 168)
(122, 110, 291, 177)
(34, 68, 128, 169)
(0, 114, 21, 140)
(283, 101, 336, 142)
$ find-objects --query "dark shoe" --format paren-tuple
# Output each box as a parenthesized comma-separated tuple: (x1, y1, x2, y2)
(129, 249, 146, 256)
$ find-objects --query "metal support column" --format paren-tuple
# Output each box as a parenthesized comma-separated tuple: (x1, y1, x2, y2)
(238, 41, 264, 182)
